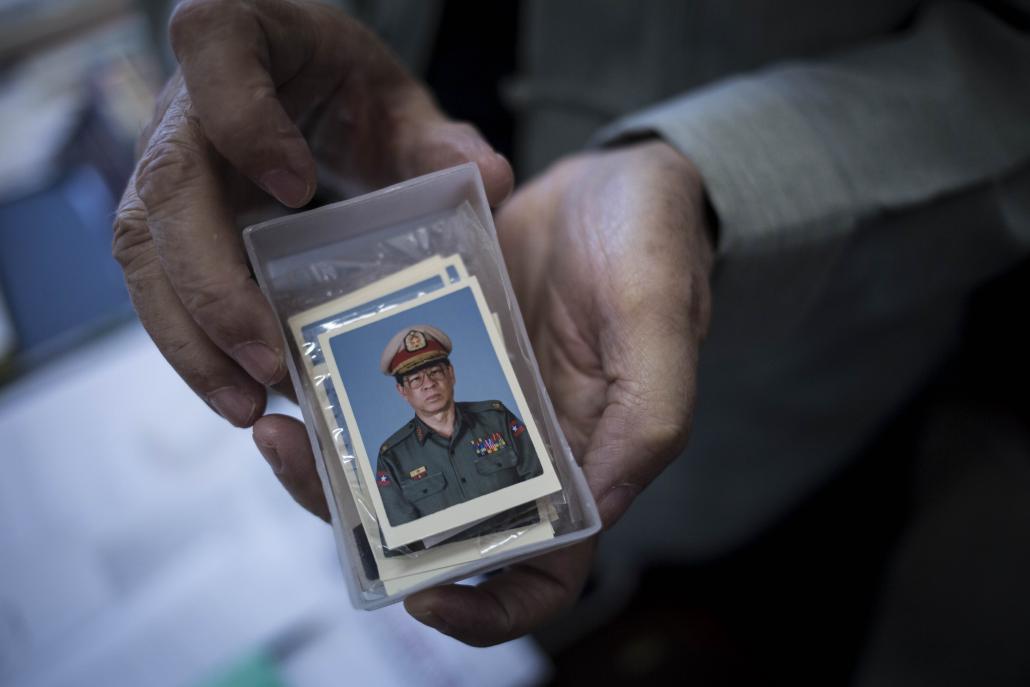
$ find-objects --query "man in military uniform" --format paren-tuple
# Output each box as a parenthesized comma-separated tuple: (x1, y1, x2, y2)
(374, 324, 543, 526)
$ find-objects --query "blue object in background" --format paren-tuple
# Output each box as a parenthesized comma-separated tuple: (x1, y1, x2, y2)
(0, 165, 131, 355)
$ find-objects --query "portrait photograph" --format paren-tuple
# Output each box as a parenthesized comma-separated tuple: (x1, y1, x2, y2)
(316, 277, 562, 550)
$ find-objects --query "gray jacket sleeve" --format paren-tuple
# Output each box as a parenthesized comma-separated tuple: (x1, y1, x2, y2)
(595, 1, 1030, 262)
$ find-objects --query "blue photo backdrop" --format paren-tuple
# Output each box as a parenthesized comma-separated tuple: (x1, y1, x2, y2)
(327, 286, 520, 471)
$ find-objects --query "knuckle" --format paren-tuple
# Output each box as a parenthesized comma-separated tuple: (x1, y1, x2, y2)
(146, 322, 196, 365)
(134, 118, 208, 213)
(122, 264, 168, 316)
(111, 202, 148, 266)
(178, 276, 231, 318)
(137, 73, 186, 157)
(112, 197, 161, 281)
(178, 272, 251, 327)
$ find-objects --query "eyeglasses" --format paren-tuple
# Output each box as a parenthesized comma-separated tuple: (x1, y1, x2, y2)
(403, 364, 447, 390)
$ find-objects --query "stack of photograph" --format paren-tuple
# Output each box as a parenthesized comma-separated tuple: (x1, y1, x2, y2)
(290, 253, 564, 596)
(246, 165, 600, 608)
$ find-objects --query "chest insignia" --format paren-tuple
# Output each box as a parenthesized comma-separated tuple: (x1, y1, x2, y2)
(409, 465, 428, 480)
(471, 432, 508, 457)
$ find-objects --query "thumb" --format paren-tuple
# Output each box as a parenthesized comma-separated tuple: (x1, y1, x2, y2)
(253, 414, 331, 522)
(584, 315, 702, 528)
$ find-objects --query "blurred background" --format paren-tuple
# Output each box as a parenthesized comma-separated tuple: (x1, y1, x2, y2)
(2, 1, 1030, 686)
(0, 2, 555, 686)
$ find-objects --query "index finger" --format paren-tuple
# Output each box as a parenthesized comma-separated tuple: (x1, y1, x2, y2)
(135, 91, 287, 389)
(169, 0, 319, 207)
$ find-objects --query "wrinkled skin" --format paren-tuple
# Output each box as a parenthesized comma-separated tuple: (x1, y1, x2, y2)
(114, 0, 713, 646)
(113, 0, 512, 431)
(254, 141, 714, 644)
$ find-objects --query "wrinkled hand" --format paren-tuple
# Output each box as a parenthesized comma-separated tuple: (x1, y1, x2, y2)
(113, 0, 512, 428)
(253, 140, 715, 642)
(404, 140, 714, 643)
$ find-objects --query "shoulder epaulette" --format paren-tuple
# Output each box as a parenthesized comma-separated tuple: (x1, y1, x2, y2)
(380, 421, 416, 455)
(462, 400, 509, 414)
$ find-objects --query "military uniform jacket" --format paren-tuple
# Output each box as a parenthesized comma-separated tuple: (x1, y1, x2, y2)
(374, 401, 543, 526)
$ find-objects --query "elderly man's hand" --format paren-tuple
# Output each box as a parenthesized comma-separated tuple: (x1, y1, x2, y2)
(399, 140, 714, 642)
(257, 139, 715, 640)
(113, 0, 512, 428)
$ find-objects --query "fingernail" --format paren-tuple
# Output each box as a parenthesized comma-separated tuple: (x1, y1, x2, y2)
(255, 438, 283, 473)
(408, 610, 455, 636)
(259, 169, 311, 207)
(208, 387, 256, 427)
(235, 342, 284, 385)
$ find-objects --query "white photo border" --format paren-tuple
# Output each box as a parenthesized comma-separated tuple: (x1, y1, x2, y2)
(288, 257, 556, 584)
(318, 277, 562, 549)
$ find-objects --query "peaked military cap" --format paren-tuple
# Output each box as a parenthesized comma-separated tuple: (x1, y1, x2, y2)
(380, 324, 453, 376)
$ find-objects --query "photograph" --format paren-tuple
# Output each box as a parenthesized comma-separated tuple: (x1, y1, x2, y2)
(318, 277, 562, 550)
(288, 256, 558, 587)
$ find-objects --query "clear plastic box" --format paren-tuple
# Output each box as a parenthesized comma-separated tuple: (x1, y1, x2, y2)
(244, 163, 600, 609)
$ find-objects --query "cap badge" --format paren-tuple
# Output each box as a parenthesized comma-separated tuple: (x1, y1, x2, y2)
(404, 330, 427, 352)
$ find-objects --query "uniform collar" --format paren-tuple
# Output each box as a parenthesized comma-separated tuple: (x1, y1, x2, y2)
(412, 417, 429, 444)
(412, 404, 472, 445)
(455, 403, 475, 431)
